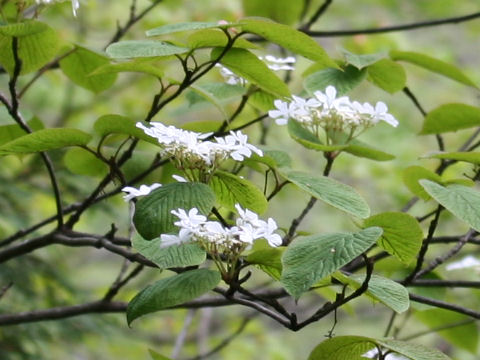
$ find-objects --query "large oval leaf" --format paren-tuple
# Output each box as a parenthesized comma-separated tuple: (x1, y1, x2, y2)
(240, 18, 337, 69)
(210, 170, 268, 214)
(212, 47, 290, 98)
(127, 269, 221, 325)
(402, 165, 442, 201)
(94, 114, 159, 145)
(420, 180, 480, 232)
(106, 40, 189, 59)
(344, 139, 395, 161)
(364, 212, 423, 265)
(420, 103, 480, 135)
(63, 147, 108, 177)
(282, 170, 370, 219)
(0, 128, 91, 155)
(281, 227, 383, 298)
(367, 58, 406, 94)
(304, 65, 366, 96)
(133, 182, 216, 240)
(131, 235, 206, 269)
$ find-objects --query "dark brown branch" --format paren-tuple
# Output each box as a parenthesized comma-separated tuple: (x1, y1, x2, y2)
(409, 293, 480, 319)
(300, 0, 333, 31)
(406, 279, 480, 288)
(304, 11, 480, 37)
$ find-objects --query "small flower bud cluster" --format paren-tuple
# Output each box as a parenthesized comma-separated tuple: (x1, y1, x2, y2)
(160, 205, 282, 250)
(36, 0, 80, 16)
(269, 85, 398, 144)
(137, 122, 262, 178)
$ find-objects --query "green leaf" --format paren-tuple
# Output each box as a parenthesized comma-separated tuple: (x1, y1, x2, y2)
(390, 50, 477, 88)
(242, 0, 303, 25)
(344, 139, 395, 161)
(425, 151, 480, 165)
(240, 18, 338, 69)
(210, 170, 268, 214)
(367, 59, 407, 94)
(94, 115, 159, 145)
(347, 274, 410, 313)
(420, 180, 480, 232)
(131, 235, 206, 269)
(146, 21, 236, 36)
(127, 269, 221, 325)
(106, 40, 189, 59)
(92, 59, 164, 79)
(0, 117, 44, 146)
(308, 336, 451, 360)
(186, 83, 247, 107)
(421, 103, 480, 135)
(308, 336, 375, 360)
(364, 212, 423, 265)
(149, 349, 172, 360)
(287, 120, 347, 152)
(304, 65, 367, 96)
(281, 227, 382, 298)
(59, 46, 117, 93)
(187, 29, 257, 49)
(248, 90, 276, 112)
(245, 147, 292, 169)
(246, 247, 285, 280)
(63, 147, 108, 177)
(342, 49, 386, 69)
(133, 182, 216, 240)
(0, 128, 91, 155)
(0, 21, 60, 75)
(189, 84, 229, 119)
(282, 170, 370, 219)
(416, 309, 478, 353)
(403, 166, 441, 200)
(212, 47, 290, 98)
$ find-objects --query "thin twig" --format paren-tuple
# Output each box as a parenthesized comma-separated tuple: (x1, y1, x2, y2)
(409, 293, 480, 319)
(300, 0, 333, 31)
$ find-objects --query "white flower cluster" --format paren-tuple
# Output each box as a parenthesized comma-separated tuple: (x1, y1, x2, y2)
(121, 183, 162, 201)
(36, 0, 80, 16)
(216, 55, 295, 85)
(137, 122, 262, 174)
(161, 205, 282, 250)
(269, 86, 398, 143)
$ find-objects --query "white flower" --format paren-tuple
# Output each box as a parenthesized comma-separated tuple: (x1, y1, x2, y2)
(121, 183, 162, 201)
(446, 255, 480, 271)
(172, 175, 188, 182)
(216, 64, 246, 85)
(171, 208, 207, 230)
(268, 100, 292, 125)
(261, 55, 296, 71)
(36, 0, 79, 16)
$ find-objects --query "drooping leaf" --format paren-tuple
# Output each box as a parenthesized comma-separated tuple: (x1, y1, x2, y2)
(344, 138, 395, 161)
(420, 180, 480, 232)
(242, 0, 303, 25)
(210, 170, 268, 214)
(402, 166, 442, 201)
(282, 170, 370, 219)
(304, 65, 367, 96)
(63, 147, 108, 177)
(0, 21, 61, 75)
(390, 50, 477, 88)
(281, 227, 382, 298)
(421, 103, 480, 135)
(146, 21, 237, 36)
(106, 40, 189, 59)
(211, 47, 290, 98)
(187, 29, 257, 49)
(133, 182, 216, 240)
(364, 212, 423, 265)
(246, 247, 285, 280)
(425, 151, 480, 165)
(342, 49, 386, 69)
(240, 18, 338, 69)
(127, 269, 221, 325)
(0, 128, 91, 155)
(131, 234, 206, 269)
(94, 115, 159, 145)
(92, 59, 164, 79)
(367, 59, 407, 94)
(149, 349, 172, 360)
(0, 117, 44, 146)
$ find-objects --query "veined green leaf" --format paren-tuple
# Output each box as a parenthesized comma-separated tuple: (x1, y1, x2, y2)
(0, 128, 91, 155)
(304, 65, 366, 96)
(390, 50, 477, 88)
(63, 147, 108, 177)
(0, 117, 44, 146)
(367, 59, 406, 94)
(342, 49, 386, 69)
(421, 103, 480, 135)
(282, 170, 370, 219)
(189, 84, 228, 119)
(247, 247, 285, 280)
(364, 212, 423, 265)
(187, 29, 257, 49)
(127, 269, 221, 325)
(94, 115, 159, 145)
(60, 46, 117, 93)
(281, 227, 382, 298)
(240, 18, 338, 69)
(212, 47, 290, 98)
(131, 235, 206, 269)
(402, 166, 441, 200)
(133, 182, 216, 240)
(0, 21, 49, 36)
(420, 180, 480, 232)
(186, 83, 246, 107)
(146, 21, 238, 36)
(210, 170, 268, 214)
(106, 40, 189, 59)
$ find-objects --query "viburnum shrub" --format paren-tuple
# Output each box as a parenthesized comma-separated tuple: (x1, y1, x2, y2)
(1, 1, 480, 359)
